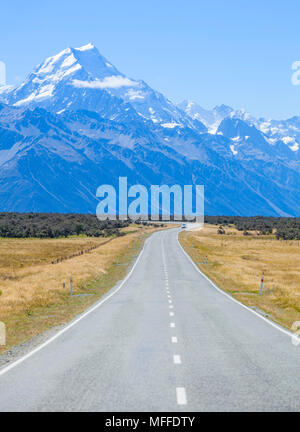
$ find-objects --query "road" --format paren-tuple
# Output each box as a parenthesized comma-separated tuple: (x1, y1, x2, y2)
(1, 227, 300, 411)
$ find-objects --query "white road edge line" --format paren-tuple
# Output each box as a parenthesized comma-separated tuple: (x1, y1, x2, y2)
(177, 231, 292, 339)
(176, 387, 187, 405)
(0, 234, 152, 377)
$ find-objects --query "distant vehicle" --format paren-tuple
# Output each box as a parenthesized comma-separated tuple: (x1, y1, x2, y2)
(181, 223, 187, 229)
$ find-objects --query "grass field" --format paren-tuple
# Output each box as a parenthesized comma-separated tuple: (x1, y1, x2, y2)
(179, 224, 300, 331)
(0, 224, 165, 353)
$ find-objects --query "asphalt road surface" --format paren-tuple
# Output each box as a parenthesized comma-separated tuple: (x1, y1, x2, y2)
(1, 227, 300, 412)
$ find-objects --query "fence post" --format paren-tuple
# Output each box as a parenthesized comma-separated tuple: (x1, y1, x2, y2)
(70, 275, 73, 296)
(260, 275, 264, 295)
(0, 322, 5, 346)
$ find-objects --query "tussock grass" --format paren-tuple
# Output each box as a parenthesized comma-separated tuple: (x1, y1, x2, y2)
(179, 225, 300, 330)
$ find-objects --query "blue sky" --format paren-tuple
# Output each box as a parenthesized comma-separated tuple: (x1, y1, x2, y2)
(0, 0, 299, 119)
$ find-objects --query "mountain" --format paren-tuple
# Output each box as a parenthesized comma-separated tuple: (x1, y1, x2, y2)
(178, 100, 234, 133)
(2, 43, 205, 131)
(0, 44, 300, 216)
(179, 100, 300, 154)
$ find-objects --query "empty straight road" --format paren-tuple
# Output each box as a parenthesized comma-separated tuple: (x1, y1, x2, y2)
(1, 227, 300, 411)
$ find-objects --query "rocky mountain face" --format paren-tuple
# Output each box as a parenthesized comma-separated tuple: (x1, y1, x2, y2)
(0, 44, 299, 216)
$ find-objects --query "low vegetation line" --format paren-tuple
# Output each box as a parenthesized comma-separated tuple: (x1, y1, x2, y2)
(0, 212, 130, 238)
(179, 224, 300, 331)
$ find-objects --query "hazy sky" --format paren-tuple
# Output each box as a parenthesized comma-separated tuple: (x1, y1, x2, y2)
(1, 0, 300, 119)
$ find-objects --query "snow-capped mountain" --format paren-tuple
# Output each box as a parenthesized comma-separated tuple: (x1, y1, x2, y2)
(179, 99, 300, 154)
(2, 43, 205, 131)
(1, 44, 300, 216)
(178, 100, 234, 133)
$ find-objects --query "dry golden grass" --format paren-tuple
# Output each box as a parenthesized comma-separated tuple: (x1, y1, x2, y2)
(0, 224, 166, 353)
(179, 224, 300, 330)
(0, 236, 109, 270)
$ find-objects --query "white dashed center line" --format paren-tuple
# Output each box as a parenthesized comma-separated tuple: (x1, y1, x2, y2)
(162, 240, 187, 409)
(173, 355, 181, 364)
(176, 387, 187, 405)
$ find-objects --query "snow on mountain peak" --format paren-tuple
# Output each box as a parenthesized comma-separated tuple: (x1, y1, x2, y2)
(0, 44, 203, 128)
(74, 43, 95, 52)
(0, 85, 14, 95)
(178, 100, 234, 132)
(0, 44, 299, 149)
(3, 44, 126, 108)
(17, 43, 121, 89)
